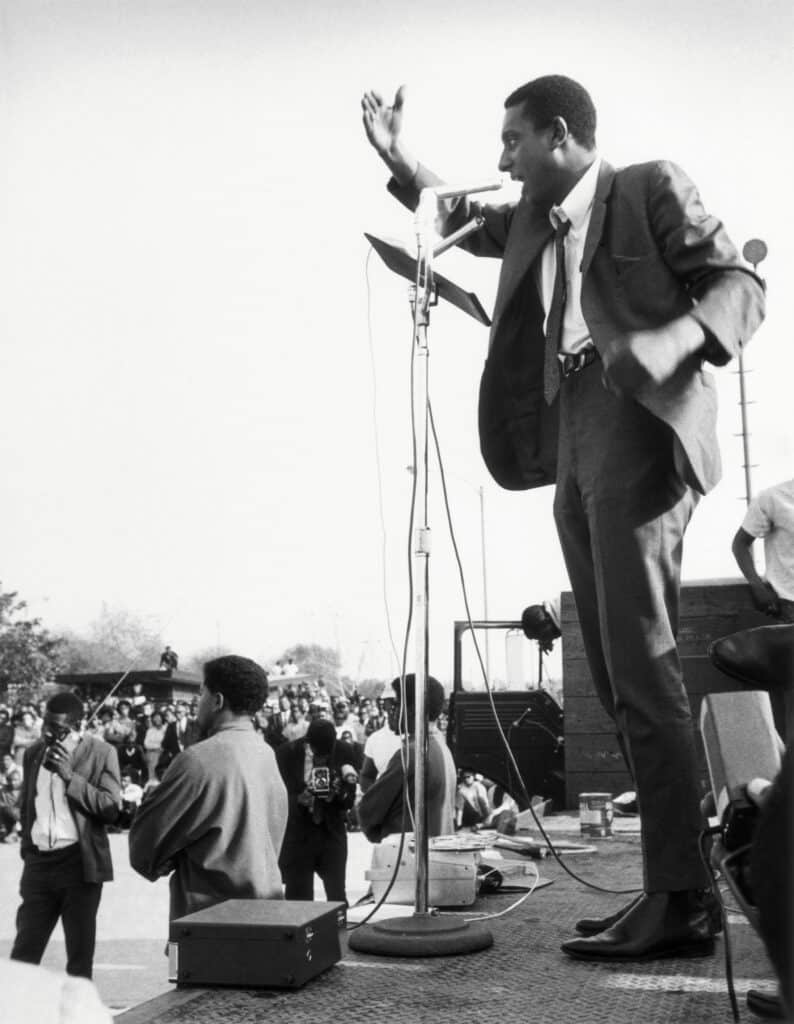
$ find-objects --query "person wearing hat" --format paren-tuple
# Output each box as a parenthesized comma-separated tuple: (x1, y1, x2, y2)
(275, 718, 357, 904)
(10, 692, 121, 979)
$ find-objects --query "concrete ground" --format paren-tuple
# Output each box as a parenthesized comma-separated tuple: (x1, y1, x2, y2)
(0, 818, 781, 1023)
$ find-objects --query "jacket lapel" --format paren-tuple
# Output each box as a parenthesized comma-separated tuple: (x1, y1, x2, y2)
(580, 160, 616, 278)
(490, 198, 551, 344)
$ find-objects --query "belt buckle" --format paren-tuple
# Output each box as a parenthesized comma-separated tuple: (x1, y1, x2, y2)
(562, 349, 592, 378)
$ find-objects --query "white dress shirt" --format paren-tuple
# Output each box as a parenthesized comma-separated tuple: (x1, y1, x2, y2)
(539, 156, 601, 356)
(31, 734, 80, 851)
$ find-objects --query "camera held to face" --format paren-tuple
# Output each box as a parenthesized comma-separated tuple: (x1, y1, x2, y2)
(310, 766, 331, 796)
(41, 722, 72, 771)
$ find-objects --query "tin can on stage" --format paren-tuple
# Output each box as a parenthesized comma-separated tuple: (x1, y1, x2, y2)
(578, 792, 613, 837)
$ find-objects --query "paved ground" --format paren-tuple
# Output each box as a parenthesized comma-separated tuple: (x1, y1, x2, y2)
(0, 819, 781, 1023)
(0, 825, 384, 1015)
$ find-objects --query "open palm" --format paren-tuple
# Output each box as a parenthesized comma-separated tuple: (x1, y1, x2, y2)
(361, 86, 405, 155)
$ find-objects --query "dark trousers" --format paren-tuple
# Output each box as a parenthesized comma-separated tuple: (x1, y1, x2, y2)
(280, 827, 348, 905)
(553, 361, 708, 892)
(11, 844, 103, 979)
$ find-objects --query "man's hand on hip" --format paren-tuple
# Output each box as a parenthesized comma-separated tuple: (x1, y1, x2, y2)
(600, 315, 706, 397)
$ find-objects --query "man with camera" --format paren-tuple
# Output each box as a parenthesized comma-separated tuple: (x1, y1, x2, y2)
(10, 691, 121, 979)
(276, 718, 358, 905)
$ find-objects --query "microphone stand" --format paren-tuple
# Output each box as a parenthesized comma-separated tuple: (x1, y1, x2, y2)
(350, 192, 493, 957)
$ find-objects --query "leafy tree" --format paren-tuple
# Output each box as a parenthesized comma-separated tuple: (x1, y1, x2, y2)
(354, 677, 389, 700)
(0, 584, 65, 700)
(59, 604, 163, 674)
(277, 643, 341, 685)
(182, 645, 233, 677)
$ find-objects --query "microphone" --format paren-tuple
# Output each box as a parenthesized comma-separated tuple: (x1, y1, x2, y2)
(432, 178, 504, 200)
(416, 179, 503, 232)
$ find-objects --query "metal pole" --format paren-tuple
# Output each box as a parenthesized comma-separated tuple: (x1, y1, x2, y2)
(478, 486, 491, 681)
(737, 350, 753, 506)
(410, 211, 433, 918)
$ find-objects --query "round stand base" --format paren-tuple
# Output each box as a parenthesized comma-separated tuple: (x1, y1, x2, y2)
(347, 912, 493, 957)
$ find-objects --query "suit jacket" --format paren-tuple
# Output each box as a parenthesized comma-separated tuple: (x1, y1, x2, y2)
(389, 160, 766, 494)
(275, 737, 357, 854)
(161, 718, 201, 759)
(19, 734, 121, 883)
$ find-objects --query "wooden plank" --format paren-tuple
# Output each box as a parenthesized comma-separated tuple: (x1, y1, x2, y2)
(559, 580, 772, 808)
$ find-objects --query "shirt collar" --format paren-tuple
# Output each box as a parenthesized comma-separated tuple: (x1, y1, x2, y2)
(549, 156, 601, 234)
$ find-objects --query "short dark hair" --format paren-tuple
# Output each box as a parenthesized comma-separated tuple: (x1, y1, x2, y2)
(46, 692, 84, 724)
(505, 75, 596, 150)
(203, 655, 268, 716)
(391, 674, 445, 722)
(306, 718, 336, 755)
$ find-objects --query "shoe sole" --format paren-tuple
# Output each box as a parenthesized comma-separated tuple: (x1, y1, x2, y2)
(576, 919, 723, 937)
(562, 938, 716, 962)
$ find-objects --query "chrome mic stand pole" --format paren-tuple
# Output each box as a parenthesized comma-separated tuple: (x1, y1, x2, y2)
(349, 189, 492, 956)
(409, 189, 435, 916)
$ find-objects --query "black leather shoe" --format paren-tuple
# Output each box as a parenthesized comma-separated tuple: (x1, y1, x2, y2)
(575, 888, 722, 936)
(709, 624, 794, 688)
(561, 891, 715, 961)
(575, 895, 642, 935)
(746, 988, 785, 1019)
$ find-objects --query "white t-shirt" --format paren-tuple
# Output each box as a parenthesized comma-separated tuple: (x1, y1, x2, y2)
(363, 724, 401, 775)
(742, 479, 794, 600)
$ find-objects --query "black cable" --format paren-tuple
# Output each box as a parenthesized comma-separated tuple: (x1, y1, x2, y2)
(699, 827, 740, 1023)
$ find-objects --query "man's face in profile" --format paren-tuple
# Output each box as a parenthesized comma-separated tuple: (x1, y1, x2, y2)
(384, 696, 400, 735)
(498, 105, 556, 203)
(196, 682, 217, 738)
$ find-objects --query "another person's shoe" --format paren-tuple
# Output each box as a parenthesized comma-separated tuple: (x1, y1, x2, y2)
(575, 888, 722, 936)
(746, 988, 785, 1019)
(709, 624, 794, 688)
(562, 890, 715, 961)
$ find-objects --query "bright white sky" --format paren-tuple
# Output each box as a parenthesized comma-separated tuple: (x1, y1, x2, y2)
(1, 0, 792, 683)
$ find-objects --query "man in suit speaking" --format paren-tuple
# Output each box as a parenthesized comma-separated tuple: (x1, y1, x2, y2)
(361, 75, 765, 962)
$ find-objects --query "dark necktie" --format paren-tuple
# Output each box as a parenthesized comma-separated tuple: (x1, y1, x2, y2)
(543, 217, 572, 405)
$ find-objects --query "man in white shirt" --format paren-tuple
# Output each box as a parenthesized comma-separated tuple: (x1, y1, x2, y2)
(732, 478, 794, 621)
(11, 692, 121, 979)
(359, 719, 401, 793)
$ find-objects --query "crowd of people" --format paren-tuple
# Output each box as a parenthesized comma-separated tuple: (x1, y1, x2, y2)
(0, 666, 463, 844)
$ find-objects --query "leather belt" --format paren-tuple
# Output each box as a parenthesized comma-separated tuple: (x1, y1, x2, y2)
(560, 346, 598, 378)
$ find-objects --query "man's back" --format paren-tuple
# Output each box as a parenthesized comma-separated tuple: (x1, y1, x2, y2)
(129, 721, 288, 920)
(358, 731, 456, 843)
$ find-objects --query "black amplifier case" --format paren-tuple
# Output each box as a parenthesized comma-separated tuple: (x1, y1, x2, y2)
(168, 899, 345, 988)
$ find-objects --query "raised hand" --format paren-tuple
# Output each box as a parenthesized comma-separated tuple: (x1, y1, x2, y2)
(361, 86, 406, 159)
